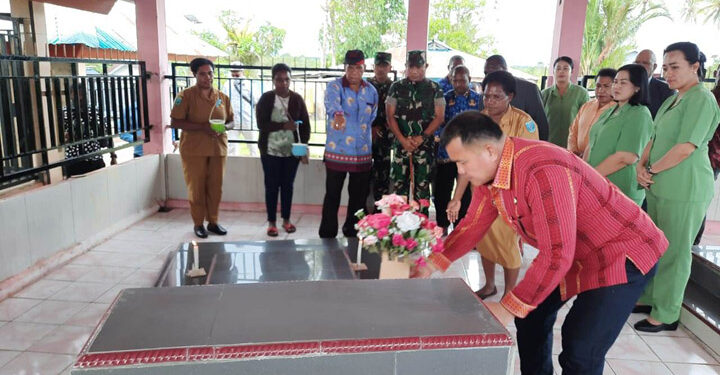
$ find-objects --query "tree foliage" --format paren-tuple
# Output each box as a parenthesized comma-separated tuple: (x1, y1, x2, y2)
(428, 0, 496, 56)
(682, 0, 720, 27)
(581, 0, 670, 76)
(319, 0, 406, 66)
(195, 10, 286, 65)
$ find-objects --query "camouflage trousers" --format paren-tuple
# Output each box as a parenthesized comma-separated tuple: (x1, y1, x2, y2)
(371, 130, 394, 202)
(391, 138, 435, 214)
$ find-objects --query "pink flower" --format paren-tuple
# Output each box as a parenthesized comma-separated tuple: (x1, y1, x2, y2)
(392, 234, 406, 247)
(432, 241, 444, 253)
(405, 238, 418, 250)
(433, 226, 444, 239)
(377, 227, 389, 239)
(419, 199, 430, 208)
(365, 213, 391, 230)
(415, 257, 427, 267)
(422, 220, 437, 230)
(391, 207, 409, 216)
(375, 194, 406, 209)
(363, 235, 378, 246)
(410, 200, 420, 210)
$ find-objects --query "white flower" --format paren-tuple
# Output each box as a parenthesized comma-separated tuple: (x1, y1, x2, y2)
(396, 211, 421, 232)
(363, 235, 378, 246)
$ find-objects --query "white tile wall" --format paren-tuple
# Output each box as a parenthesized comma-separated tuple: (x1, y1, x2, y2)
(166, 155, 348, 206)
(25, 183, 75, 263)
(0, 195, 32, 281)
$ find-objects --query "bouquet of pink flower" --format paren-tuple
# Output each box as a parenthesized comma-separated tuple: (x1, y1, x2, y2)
(355, 194, 445, 267)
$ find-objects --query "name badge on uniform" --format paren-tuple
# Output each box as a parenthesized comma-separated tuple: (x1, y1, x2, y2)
(448, 99, 455, 106)
(469, 99, 476, 107)
(525, 121, 536, 133)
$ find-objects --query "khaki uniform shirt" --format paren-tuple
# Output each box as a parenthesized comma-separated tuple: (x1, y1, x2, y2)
(170, 86, 234, 156)
(482, 105, 539, 140)
(567, 99, 614, 155)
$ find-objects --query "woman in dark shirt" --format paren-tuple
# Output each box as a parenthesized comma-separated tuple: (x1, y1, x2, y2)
(255, 63, 310, 237)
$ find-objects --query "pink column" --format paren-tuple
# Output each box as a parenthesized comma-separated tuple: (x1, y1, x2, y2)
(135, 0, 173, 154)
(406, 0, 430, 51)
(548, 0, 588, 84)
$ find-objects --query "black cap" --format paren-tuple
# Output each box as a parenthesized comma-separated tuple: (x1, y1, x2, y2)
(374, 52, 392, 65)
(344, 50, 366, 65)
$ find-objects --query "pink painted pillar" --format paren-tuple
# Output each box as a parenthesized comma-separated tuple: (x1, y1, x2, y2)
(406, 0, 430, 51)
(548, 0, 588, 84)
(135, 0, 173, 154)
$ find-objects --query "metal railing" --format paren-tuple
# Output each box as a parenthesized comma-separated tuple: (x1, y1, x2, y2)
(0, 55, 150, 187)
(168, 63, 398, 153)
(0, 14, 24, 56)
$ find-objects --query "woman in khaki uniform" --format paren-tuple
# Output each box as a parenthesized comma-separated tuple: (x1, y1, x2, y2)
(447, 71, 538, 299)
(170, 58, 234, 238)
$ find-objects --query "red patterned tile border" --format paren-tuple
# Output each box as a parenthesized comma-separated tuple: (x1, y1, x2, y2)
(74, 333, 512, 369)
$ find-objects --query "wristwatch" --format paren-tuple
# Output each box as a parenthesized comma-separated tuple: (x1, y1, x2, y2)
(646, 165, 656, 175)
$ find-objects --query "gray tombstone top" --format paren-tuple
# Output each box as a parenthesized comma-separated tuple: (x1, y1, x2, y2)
(77, 279, 512, 368)
(157, 239, 356, 287)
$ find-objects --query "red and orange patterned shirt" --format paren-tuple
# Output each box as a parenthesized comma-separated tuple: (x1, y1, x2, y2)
(429, 137, 668, 318)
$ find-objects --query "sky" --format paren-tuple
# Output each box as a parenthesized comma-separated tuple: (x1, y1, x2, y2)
(2, 0, 719, 69)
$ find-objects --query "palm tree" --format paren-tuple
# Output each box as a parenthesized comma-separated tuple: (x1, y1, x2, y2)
(581, 0, 670, 77)
(682, 0, 720, 27)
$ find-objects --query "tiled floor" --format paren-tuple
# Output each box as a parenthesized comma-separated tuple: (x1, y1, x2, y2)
(0, 208, 718, 374)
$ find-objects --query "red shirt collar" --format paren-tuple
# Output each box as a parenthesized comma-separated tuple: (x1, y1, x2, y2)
(491, 137, 515, 190)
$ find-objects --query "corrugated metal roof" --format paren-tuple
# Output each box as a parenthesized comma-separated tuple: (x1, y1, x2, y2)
(49, 26, 134, 51)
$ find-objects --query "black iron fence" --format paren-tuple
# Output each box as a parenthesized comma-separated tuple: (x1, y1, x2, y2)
(168, 62, 397, 155)
(0, 55, 150, 188)
(0, 14, 24, 56)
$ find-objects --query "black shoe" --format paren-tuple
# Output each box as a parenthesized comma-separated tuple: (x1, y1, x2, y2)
(194, 225, 208, 238)
(634, 319, 679, 333)
(632, 305, 652, 314)
(207, 223, 227, 235)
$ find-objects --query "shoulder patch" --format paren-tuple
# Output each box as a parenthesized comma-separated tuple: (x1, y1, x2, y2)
(525, 121, 536, 133)
(216, 98, 222, 107)
(174, 96, 182, 107)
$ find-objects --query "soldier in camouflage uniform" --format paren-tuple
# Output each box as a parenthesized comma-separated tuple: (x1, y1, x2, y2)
(367, 52, 395, 203)
(386, 50, 446, 214)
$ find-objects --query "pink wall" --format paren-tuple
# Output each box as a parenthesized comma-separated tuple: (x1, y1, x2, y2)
(135, 0, 173, 155)
(548, 0, 588, 85)
(406, 0, 430, 52)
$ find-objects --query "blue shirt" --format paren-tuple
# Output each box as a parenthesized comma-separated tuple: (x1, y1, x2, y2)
(436, 89, 481, 161)
(438, 77, 454, 94)
(323, 76, 378, 172)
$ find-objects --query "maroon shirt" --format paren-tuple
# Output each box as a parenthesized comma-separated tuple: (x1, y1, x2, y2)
(708, 89, 720, 170)
(429, 138, 668, 318)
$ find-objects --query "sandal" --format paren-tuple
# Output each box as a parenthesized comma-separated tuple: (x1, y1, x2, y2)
(282, 222, 297, 233)
(267, 226, 279, 237)
(475, 286, 498, 300)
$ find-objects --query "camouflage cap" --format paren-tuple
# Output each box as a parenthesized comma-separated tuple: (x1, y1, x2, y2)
(343, 50, 366, 65)
(374, 52, 392, 65)
(406, 50, 426, 67)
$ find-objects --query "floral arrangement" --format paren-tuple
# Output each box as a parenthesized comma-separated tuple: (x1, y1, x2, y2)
(355, 194, 445, 267)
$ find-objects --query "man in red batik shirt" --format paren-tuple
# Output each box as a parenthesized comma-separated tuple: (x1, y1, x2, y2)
(413, 111, 668, 375)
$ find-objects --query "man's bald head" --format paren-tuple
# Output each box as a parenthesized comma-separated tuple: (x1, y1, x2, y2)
(634, 49, 657, 76)
(484, 55, 508, 75)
